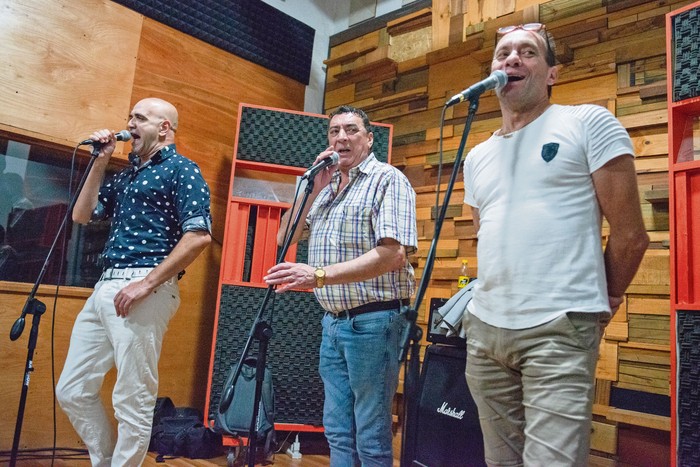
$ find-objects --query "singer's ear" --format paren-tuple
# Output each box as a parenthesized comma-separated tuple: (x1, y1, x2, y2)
(159, 119, 172, 136)
(547, 64, 559, 85)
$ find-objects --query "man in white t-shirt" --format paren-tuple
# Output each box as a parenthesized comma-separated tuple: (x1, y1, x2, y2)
(462, 23, 649, 466)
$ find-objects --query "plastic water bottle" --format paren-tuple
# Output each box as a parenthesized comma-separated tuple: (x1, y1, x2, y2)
(457, 259, 471, 288)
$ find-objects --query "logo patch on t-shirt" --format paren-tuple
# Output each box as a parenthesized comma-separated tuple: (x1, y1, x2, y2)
(541, 142, 559, 163)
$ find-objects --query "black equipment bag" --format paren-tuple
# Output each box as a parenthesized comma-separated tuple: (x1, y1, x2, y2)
(149, 401, 223, 459)
(216, 357, 275, 440)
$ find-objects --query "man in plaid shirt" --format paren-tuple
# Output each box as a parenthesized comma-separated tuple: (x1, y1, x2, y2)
(265, 105, 417, 466)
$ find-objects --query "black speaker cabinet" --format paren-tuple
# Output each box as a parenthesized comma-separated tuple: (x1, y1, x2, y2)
(677, 310, 700, 465)
(208, 284, 326, 427)
(404, 345, 485, 467)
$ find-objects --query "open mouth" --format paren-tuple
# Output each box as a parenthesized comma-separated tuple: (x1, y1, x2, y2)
(508, 75, 525, 82)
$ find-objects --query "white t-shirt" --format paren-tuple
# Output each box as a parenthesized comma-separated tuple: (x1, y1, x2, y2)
(463, 104, 634, 329)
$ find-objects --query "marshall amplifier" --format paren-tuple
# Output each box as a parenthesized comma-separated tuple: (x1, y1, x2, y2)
(404, 344, 485, 467)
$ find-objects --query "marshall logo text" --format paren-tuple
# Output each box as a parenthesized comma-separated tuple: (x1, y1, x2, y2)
(437, 402, 465, 420)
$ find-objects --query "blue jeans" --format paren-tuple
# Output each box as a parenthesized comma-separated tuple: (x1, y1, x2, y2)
(319, 309, 403, 467)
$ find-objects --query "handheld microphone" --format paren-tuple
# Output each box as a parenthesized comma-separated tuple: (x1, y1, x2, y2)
(302, 152, 339, 180)
(445, 70, 508, 107)
(80, 130, 132, 146)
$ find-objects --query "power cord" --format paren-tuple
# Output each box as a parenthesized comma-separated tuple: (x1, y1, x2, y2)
(286, 434, 302, 459)
(0, 447, 89, 462)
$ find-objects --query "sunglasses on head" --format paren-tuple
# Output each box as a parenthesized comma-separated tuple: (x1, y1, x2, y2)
(496, 23, 555, 65)
(497, 23, 546, 36)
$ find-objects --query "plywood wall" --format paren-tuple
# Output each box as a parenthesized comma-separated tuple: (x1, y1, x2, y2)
(0, 1, 141, 147)
(324, 0, 689, 451)
(0, 0, 305, 452)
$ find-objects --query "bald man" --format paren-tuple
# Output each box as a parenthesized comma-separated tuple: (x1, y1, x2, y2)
(56, 97, 212, 466)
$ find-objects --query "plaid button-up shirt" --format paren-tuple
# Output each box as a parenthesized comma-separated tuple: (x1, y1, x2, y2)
(306, 153, 417, 313)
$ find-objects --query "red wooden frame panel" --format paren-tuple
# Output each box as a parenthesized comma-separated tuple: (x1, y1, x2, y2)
(221, 201, 250, 283)
(667, 4, 700, 465)
(250, 205, 281, 283)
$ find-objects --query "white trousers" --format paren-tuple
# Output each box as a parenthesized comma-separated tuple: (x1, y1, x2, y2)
(56, 273, 180, 466)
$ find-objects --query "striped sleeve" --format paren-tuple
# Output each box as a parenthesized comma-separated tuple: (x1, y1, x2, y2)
(569, 104, 635, 173)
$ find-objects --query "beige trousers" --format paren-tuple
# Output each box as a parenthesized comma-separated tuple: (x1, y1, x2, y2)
(464, 311, 605, 467)
(56, 272, 180, 466)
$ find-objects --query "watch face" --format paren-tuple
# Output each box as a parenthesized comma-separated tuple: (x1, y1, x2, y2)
(315, 268, 325, 287)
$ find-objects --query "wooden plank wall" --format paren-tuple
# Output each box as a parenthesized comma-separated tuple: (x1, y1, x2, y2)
(323, 0, 690, 457)
(0, 0, 305, 452)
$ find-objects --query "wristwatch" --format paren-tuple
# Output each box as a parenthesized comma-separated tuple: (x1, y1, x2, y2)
(314, 267, 326, 288)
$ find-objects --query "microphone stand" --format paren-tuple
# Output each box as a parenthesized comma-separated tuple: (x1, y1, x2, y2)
(399, 97, 481, 466)
(217, 176, 316, 467)
(8, 144, 101, 467)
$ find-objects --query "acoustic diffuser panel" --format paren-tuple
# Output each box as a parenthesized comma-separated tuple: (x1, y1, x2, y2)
(113, 0, 314, 84)
(672, 6, 700, 101)
(209, 285, 325, 426)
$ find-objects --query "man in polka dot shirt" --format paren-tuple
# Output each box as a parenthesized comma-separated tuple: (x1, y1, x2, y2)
(56, 97, 212, 466)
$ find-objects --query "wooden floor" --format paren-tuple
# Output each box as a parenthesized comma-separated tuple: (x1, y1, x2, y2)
(14, 430, 403, 466)
(12, 449, 336, 467)
(13, 453, 331, 467)
(37, 452, 334, 467)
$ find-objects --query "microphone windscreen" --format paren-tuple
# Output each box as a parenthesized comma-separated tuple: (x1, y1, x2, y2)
(115, 130, 132, 142)
(492, 70, 508, 89)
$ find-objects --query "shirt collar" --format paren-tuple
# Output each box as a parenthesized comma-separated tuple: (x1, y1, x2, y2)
(349, 152, 377, 177)
(329, 152, 377, 188)
(129, 144, 177, 172)
(152, 143, 177, 163)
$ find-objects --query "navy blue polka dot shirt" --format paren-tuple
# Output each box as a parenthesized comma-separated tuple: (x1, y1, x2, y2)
(95, 144, 212, 269)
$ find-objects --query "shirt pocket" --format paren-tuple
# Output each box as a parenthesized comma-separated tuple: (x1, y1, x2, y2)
(337, 205, 373, 250)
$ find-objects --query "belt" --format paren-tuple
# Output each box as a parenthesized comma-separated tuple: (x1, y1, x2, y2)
(100, 267, 178, 285)
(331, 299, 409, 319)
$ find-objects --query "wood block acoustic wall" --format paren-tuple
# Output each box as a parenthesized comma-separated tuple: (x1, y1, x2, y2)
(324, 0, 697, 461)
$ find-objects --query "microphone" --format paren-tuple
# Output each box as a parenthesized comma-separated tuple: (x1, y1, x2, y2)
(445, 70, 508, 107)
(302, 152, 339, 180)
(79, 130, 132, 146)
